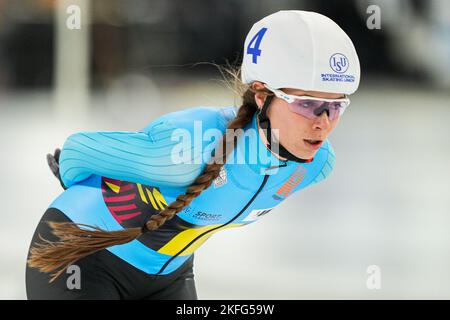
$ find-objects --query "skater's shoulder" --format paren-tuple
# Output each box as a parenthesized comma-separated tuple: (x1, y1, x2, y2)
(142, 106, 238, 134)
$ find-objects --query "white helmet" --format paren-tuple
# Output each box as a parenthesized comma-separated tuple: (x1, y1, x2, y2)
(241, 10, 360, 95)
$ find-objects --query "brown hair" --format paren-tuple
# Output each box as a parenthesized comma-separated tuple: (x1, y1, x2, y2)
(27, 63, 273, 282)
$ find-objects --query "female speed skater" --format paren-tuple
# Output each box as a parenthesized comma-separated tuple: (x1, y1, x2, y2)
(26, 10, 360, 299)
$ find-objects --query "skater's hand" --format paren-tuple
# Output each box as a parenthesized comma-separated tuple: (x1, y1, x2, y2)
(46, 148, 67, 190)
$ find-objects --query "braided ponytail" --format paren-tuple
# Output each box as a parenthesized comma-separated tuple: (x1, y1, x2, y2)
(27, 66, 271, 282)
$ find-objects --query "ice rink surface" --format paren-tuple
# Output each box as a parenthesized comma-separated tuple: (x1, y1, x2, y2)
(1, 78, 449, 299)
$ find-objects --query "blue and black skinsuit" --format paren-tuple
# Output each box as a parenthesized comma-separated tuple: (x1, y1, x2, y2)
(26, 105, 336, 300)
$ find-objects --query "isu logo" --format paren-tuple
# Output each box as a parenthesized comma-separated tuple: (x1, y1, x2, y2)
(273, 166, 306, 200)
(330, 53, 349, 73)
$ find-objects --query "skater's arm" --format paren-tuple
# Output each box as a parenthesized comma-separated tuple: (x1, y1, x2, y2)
(58, 106, 237, 188)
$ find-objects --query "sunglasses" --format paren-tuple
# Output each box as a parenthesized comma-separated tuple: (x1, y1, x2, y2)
(264, 84, 351, 121)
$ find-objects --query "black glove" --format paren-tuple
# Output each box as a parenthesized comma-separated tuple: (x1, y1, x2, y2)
(47, 148, 67, 190)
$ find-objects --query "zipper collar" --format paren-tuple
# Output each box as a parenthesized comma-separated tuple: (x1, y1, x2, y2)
(229, 114, 289, 176)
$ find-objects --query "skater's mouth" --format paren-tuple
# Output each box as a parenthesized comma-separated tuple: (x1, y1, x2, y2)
(303, 139, 323, 150)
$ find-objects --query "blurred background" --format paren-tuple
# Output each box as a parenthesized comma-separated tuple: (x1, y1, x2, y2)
(0, 0, 449, 299)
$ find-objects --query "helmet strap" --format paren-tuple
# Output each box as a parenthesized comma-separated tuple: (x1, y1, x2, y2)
(257, 95, 313, 163)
